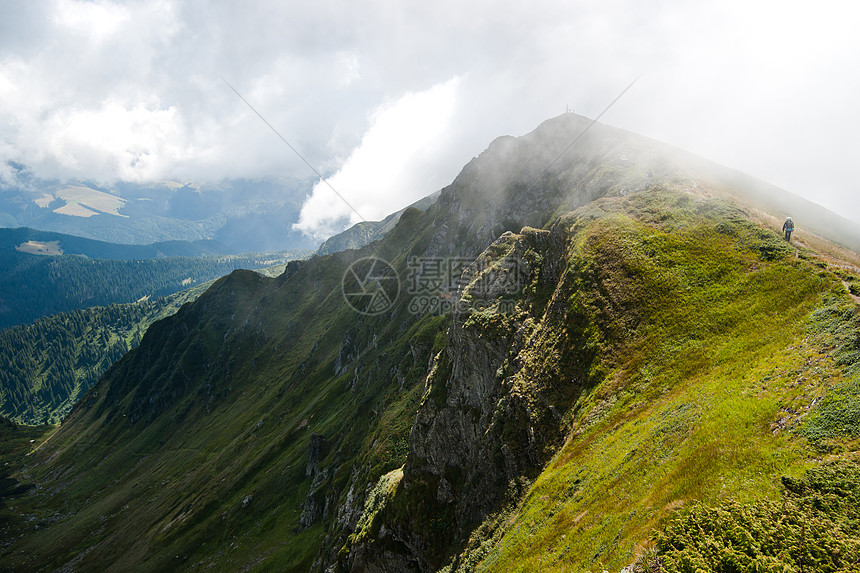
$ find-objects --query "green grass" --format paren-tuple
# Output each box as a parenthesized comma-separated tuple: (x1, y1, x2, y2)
(795, 299, 860, 451)
(650, 460, 860, 572)
(0, 418, 56, 535)
(0, 418, 56, 467)
(0, 212, 449, 571)
(450, 190, 853, 572)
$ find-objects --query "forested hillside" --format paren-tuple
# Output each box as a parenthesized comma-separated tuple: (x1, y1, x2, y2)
(0, 249, 301, 329)
(0, 284, 209, 424)
(0, 227, 234, 259)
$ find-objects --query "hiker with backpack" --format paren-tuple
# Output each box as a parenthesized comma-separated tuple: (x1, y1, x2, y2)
(782, 217, 794, 242)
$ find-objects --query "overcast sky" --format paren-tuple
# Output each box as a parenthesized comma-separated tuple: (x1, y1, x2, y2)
(1, 0, 858, 238)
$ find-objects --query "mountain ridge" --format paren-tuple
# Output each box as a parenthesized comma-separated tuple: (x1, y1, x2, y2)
(2, 113, 859, 572)
(316, 191, 441, 256)
(0, 226, 236, 259)
(0, 175, 318, 252)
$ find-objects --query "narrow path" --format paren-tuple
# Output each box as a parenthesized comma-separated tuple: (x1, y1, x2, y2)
(841, 280, 860, 304)
(789, 239, 860, 304)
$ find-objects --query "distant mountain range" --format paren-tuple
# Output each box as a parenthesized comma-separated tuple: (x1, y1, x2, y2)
(0, 227, 233, 259)
(0, 228, 306, 329)
(316, 191, 440, 255)
(0, 171, 319, 252)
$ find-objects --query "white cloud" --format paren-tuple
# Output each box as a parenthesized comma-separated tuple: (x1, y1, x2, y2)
(336, 52, 361, 89)
(43, 101, 185, 181)
(1, 0, 859, 227)
(52, 0, 130, 44)
(293, 76, 461, 239)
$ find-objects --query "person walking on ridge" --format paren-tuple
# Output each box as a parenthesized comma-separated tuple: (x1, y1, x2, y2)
(782, 217, 794, 242)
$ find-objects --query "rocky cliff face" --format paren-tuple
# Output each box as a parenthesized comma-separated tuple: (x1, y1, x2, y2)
(408, 229, 565, 507)
(327, 115, 684, 571)
(312, 114, 671, 570)
(342, 217, 603, 571)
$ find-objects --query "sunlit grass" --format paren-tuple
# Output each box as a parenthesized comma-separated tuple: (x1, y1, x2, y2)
(477, 190, 850, 572)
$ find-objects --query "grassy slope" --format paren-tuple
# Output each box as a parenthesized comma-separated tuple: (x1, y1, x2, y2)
(456, 190, 857, 572)
(0, 209, 447, 571)
(0, 419, 55, 539)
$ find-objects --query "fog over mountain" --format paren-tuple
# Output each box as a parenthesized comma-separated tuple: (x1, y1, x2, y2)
(1, 0, 858, 240)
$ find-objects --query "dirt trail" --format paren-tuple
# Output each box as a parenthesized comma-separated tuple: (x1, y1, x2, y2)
(841, 280, 860, 304)
(792, 239, 860, 304)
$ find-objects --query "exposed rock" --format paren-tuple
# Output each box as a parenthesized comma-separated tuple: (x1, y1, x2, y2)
(436, 478, 453, 504)
(335, 334, 357, 376)
(307, 433, 328, 477)
(299, 468, 331, 529)
(354, 220, 597, 570)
